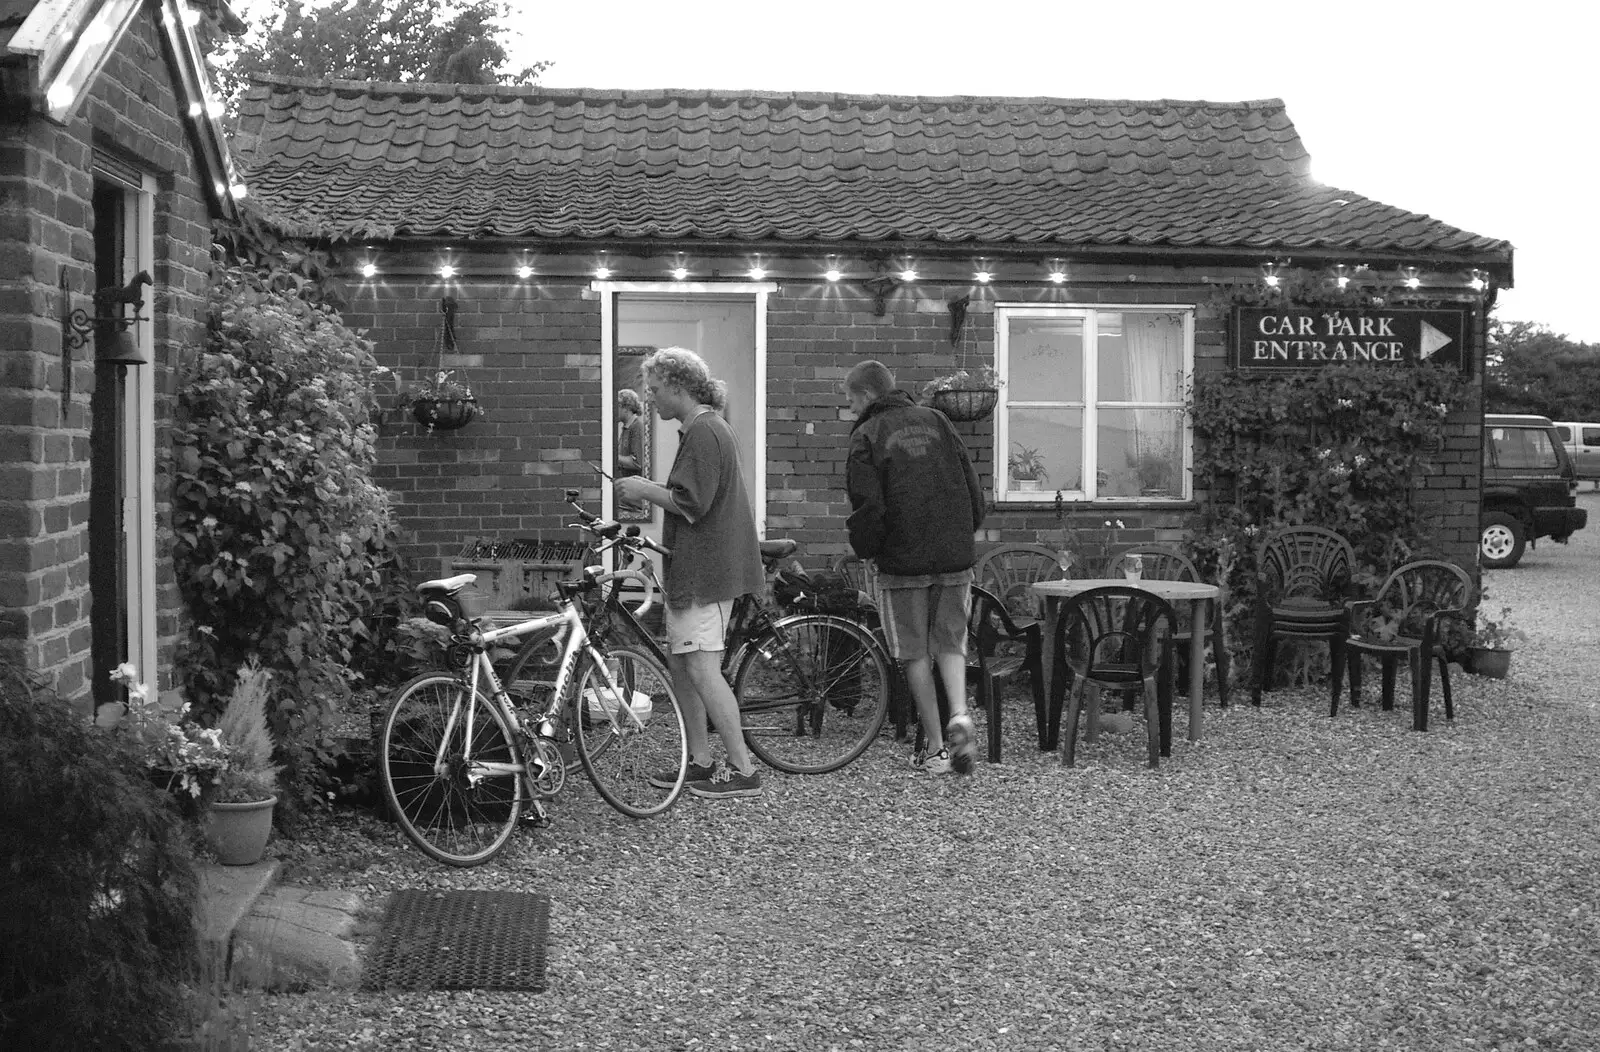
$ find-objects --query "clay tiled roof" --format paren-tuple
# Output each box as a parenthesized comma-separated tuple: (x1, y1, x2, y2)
(235, 77, 1510, 260)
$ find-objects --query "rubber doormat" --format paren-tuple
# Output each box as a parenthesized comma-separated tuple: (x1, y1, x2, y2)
(363, 889, 551, 991)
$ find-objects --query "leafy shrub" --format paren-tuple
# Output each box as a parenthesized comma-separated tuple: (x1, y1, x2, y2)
(171, 256, 402, 802)
(0, 663, 199, 1051)
(347, 544, 426, 692)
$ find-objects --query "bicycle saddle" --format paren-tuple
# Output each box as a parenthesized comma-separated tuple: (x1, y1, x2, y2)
(760, 539, 799, 562)
(416, 573, 476, 595)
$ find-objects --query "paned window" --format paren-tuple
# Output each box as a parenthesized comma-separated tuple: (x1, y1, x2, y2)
(994, 305, 1193, 502)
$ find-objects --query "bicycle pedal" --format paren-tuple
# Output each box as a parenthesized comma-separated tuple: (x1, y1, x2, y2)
(520, 801, 551, 828)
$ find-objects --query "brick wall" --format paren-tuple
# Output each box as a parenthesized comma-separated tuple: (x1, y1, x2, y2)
(0, 15, 216, 704)
(351, 264, 1484, 578)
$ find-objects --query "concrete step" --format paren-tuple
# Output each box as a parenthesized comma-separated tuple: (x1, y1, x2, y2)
(197, 860, 279, 981)
(197, 861, 367, 990)
(232, 885, 366, 991)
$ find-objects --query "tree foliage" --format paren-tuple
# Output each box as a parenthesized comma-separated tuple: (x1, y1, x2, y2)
(1485, 320, 1600, 419)
(215, 0, 550, 101)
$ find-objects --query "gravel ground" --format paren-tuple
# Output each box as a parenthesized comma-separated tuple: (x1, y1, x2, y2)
(246, 493, 1600, 1052)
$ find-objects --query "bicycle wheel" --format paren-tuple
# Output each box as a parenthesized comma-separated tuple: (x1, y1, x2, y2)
(733, 613, 891, 774)
(573, 644, 688, 818)
(379, 673, 525, 866)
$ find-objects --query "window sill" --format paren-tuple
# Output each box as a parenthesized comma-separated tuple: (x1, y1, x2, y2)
(993, 496, 1198, 511)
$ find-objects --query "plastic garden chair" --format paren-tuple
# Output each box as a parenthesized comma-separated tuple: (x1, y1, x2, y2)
(974, 543, 1076, 621)
(1046, 586, 1177, 768)
(967, 585, 1046, 762)
(1340, 559, 1475, 731)
(1107, 544, 1230, 707)
(1251, 526, 1357, 709)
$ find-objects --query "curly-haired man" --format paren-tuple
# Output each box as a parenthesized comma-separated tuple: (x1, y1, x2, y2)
(614, 347, 766, 798)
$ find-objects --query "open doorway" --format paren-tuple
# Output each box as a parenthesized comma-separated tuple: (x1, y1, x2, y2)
(87, 169, 156, 708)
(597, 281, 775, 589)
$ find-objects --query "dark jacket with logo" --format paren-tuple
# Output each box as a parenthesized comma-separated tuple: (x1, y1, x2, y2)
(846, 390, 985, 576)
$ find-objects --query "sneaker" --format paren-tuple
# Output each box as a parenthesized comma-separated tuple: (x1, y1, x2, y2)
(914, 748, 953, 775)
(686, 762, 763, 799)
(648, 759, 715, 789)
(945, 712, 977, 775)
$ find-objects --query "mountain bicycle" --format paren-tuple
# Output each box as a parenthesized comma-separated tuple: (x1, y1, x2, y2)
(502, 492, 892, 775)
(377, 549, 687, 867)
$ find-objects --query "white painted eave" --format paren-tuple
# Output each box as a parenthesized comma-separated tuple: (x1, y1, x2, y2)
(9, 0, 237, 218)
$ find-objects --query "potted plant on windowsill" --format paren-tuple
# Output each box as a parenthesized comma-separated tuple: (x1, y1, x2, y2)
(1008, 443, 1049, 492)
(202, 662, 284, 865)
(922, 364, 1003, 423)
(399, 369, 479, 432)
(1131, 445, 1178, 497)
(1466, 604, 1526, 679)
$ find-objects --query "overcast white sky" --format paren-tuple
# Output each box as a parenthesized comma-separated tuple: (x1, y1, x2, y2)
(503, 0, 1600, 343)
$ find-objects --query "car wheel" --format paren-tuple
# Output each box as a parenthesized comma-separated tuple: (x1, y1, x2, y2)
(1480, 512, 1526, 569)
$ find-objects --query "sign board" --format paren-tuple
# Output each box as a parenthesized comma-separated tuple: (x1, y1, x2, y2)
(1230, 308, 1468, 372)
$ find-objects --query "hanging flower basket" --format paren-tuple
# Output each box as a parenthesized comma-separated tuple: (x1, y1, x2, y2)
(409, 395, 479, 431)
(931, 387, 999, 423)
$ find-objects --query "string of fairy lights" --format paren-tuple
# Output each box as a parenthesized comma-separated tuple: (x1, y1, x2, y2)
(350, 255, 1496, 292)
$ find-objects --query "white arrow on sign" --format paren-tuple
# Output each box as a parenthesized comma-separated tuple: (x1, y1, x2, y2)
(1419, 320, 1454, 360)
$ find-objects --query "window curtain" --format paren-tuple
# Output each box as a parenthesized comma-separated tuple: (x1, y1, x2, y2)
(1123, 314, 1182, 489)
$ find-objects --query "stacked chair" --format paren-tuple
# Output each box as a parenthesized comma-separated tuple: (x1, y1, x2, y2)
(1251, 526, 1356, 709)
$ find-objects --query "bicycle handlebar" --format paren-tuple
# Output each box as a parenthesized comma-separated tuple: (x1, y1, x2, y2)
(564, 491, 672, 558)
(589, 566, 658, 620)
(624, 524, 671, 557)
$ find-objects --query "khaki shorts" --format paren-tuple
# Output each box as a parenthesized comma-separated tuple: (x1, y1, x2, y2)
(664, 599, 734, 655)
(877, 577, 971, 661)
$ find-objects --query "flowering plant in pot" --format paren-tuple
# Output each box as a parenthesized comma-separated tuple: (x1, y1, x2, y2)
(1467, 604, 1526, 678)
(398, 369, 479, 432)
(203, 662, 284, 865)
(922, 364, 1004, 422)
(102, 663, 228, 806)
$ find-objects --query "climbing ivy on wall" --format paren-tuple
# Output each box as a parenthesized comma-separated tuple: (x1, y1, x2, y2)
(1185, 278, 1477, 684)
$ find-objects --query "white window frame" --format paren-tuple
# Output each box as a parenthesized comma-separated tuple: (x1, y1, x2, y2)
(994, 302, 1195, 504)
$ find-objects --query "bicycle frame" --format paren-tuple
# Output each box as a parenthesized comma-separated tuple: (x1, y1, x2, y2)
(593, 544, 855, 724)
(436, 569, 657, 789)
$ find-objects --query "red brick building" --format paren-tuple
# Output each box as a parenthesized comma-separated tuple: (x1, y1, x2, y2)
(234, 80, 1513, 591)
(1, 0, 240, 709)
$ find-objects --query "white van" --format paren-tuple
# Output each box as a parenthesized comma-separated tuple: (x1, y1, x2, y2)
(1552, 421, 1600, 485)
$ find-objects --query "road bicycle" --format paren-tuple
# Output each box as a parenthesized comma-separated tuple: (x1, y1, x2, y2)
(377, 540, 687, 866)
(502, 492, 893, 775)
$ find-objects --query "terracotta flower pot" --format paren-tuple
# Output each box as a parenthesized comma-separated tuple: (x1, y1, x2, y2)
(202, 795, 278, 865)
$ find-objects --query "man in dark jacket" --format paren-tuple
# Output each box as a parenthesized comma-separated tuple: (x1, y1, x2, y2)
(844, 360, 985, 774)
